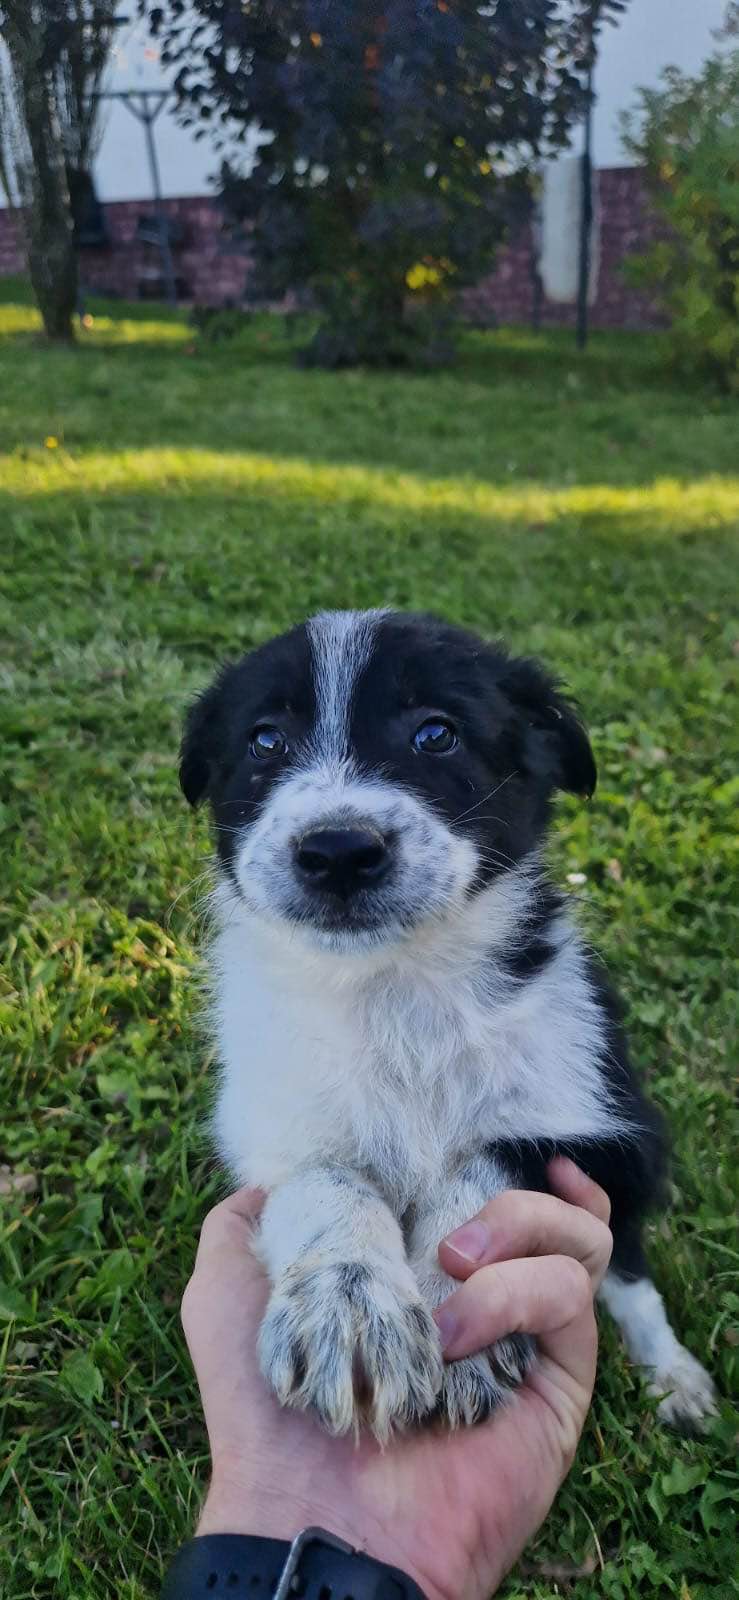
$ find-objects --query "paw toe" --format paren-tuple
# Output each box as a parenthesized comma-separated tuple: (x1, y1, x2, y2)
(435, 1352, 510, 1427)
(257, 1306, 307, 1406)
(488, 1331, 536, 1387)
(651, 1350, 718, 1432)
(259, 1266, 443, 1438)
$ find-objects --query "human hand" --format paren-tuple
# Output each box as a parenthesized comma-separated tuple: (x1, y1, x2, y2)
(182, 1159, 612, 1600)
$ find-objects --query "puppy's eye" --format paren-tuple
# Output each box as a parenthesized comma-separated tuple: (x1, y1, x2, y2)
(250, 725, 288, 760)
(412, 719, 458, 755)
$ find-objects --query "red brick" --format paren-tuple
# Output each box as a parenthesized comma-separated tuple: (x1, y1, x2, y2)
(0, 171, 667, 329)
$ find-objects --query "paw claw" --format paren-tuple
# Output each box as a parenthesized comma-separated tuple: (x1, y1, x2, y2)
(435, 1334, 535, 1429)
(259, 1261, 443, 1439)
(650, 1348, 718, 1432)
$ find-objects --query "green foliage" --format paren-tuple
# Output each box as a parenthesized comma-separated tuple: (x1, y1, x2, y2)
(622, 47, 739, 392)
(149, 1, 627, 367)
(0, 291, 737, 1598)
(0, 3, 118, 341)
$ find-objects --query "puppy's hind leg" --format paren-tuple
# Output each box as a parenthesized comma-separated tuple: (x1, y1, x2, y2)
(599, 1226, 717, 1431)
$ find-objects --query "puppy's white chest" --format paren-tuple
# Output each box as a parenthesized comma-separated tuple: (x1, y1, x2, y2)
(212, 904, 617, 1202)
(213, 961, 444, 1194)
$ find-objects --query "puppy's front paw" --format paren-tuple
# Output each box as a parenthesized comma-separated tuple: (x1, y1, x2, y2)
(650, 1347, 718, 1432)
(258, 1259, 443, 1440)
(411, 1257, 535, 1428)
(435, 1333, 535, 1428)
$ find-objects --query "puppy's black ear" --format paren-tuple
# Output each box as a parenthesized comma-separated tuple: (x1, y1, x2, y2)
(179, 679, 226, 807)
(500, 656, 597, 798)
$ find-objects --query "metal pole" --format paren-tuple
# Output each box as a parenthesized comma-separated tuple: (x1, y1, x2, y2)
(530, 197, 543, 334)
(576, 54, 594, 351)
(139, 93, 178, 307)
(90, 89, 178, 307)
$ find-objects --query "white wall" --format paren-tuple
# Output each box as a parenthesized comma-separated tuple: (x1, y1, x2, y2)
(93, 9, 225, 202)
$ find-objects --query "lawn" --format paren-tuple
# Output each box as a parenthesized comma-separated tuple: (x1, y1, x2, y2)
(0, 284, 737, 1600)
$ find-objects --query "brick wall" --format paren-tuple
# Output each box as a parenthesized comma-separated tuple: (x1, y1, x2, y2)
(0, 167, 666, 330)
(72, 195, 255, 304)
(0, 195, 252, 305)
(0, 206, 22, 278)
(462, 168, 666, 331)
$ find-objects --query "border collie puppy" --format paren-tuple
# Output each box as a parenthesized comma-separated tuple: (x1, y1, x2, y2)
(180, 610, 716, 1438)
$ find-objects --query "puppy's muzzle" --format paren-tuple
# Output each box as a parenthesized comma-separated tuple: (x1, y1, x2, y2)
(294, 827, 391, 902)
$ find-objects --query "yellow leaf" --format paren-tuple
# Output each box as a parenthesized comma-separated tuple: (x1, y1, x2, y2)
(44, 436, 59, 449)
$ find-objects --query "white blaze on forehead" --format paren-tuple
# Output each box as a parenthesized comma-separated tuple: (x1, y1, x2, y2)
(307, 609, 385, 762)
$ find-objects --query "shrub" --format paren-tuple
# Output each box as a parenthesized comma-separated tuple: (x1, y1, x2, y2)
(621, 45, 739, 392)
(149, 1, 627, 369)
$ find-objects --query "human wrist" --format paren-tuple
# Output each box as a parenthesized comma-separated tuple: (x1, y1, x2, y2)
(197, 1466, 352, 1544)
(198, 1459, 369, 1552)
(195, 1464, 459, 1600)
(176, 1523, 440, 1600)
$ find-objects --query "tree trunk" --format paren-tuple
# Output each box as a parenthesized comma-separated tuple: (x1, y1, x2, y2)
(21, 71, 77, 342)
(2, 11, 79, 346)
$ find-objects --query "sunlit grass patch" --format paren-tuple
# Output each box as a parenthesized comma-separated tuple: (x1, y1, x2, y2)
(0, 277, 192, 342)
(2, 444, 738, 535)
(0, 302, 191, 345)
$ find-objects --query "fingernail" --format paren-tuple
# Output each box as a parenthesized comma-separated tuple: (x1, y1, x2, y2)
(443, 1220, 488, 1262)
(433, 1303, 461, 1355)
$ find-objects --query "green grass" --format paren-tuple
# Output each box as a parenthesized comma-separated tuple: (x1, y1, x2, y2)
(0, 286, 737, 1600)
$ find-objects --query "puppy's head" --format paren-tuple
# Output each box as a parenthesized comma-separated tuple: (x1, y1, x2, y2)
(180, 610, 595, 951)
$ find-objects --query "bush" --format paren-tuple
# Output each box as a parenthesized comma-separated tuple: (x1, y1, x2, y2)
(150, 1, 627, 369)
(190, 305, 255, 343)
(622, 45, 739, 392)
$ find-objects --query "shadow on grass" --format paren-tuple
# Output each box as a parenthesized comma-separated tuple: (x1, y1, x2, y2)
(0, 278, 708, 393)
(2, 287, 738, 520)
(2, 470, 735, 670)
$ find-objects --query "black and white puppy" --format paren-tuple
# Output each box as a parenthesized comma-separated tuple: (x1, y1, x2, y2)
(180, 609, 716, 1438)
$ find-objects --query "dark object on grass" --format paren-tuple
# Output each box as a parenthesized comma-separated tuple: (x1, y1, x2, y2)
(191, 304, 256, 343)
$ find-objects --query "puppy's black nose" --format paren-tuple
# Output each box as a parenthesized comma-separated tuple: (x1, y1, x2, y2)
(296, 829, 389, 899)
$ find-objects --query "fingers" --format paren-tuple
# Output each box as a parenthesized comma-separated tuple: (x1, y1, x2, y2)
(198, 1185, 266, 1236)
(546, 1156, 612, 1225)
(433, 1253, 598, 1395)
(180, 1189, 278, 1468)
(438, 1179, 612, 1293)
(434, 1163, 612, 1404)
(434, 1253, 592, 1357)
(191, 1185, 265, 1260)
(182, 1187, 267, 1337)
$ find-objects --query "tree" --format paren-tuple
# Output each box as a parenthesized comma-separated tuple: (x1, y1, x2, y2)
(148, 0, 627, 366)
(0, 3, 116, 342)
(621, 32, 739, 393)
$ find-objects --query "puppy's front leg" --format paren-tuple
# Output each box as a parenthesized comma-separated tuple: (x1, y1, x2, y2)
(256, 1164, 443, 1439)
(408, 1154, 535, 1427)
